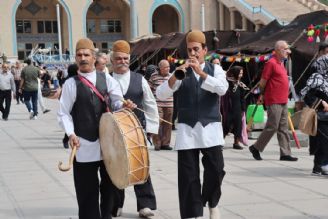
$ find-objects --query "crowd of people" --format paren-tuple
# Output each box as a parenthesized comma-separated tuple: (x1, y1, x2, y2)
(1, 32, 328, 219)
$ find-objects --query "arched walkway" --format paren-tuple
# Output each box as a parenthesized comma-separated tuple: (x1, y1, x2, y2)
(14, 0, 71, 60)
(152, 5, 179, 35)
(85, 0, 130, 53)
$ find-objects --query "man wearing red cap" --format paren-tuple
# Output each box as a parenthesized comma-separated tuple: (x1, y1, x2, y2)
(157, 30, 228, 219)
(110, 40, 159, 218)
(57, 38, 135, 219)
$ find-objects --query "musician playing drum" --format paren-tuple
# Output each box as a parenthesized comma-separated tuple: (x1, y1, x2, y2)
(156, 30, 228, 219)
(110, 40, 159, 218)
(57, 38, 135, 219)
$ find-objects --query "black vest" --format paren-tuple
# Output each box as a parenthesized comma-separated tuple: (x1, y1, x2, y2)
(177, 62, 221, 127)
(71, 73, 108, 141)
(123, 72, 146, 128)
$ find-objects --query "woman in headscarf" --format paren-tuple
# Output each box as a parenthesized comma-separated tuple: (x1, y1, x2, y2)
(222, 66, 249, 149)
(300, 54, 328, 175)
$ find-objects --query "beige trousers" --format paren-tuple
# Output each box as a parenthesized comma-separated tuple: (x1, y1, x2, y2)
(254, 104, 291, 156)
(152, 107, 173, 148)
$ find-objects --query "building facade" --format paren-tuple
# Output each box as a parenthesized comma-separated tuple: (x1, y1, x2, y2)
(0, 0, 289, 60)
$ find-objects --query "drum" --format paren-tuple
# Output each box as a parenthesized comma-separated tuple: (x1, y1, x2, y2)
(99, 109, 149, 189)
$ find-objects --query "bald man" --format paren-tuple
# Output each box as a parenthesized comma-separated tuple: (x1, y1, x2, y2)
(149, 59, 174, 150)
(249, 40, 298, 162)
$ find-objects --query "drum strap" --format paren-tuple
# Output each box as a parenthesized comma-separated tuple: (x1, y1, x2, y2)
(78, 75, 110, 112)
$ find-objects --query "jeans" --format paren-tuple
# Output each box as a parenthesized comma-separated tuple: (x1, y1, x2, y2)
(23, 90, 38, 116)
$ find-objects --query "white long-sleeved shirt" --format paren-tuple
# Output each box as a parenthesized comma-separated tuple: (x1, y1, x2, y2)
(0, 71, 16, 92)
(112, 71, 159, 134)
(156, 63, 228, 150)
(57, 71, 123, 162)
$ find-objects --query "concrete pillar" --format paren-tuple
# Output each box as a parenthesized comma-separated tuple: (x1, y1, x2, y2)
(242, 15, 247, 31)
(255, 23, 261, 31)
(229, 9, 235, 30)
(130, 0, 137, 40)
(219, 2, 224, 30)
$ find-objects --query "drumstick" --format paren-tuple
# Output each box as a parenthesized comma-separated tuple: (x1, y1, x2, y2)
(58, 145, 77, 172)
(122, 99, 173, 125)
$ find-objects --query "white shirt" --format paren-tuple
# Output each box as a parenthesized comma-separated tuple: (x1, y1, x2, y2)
(156, 63, 228, 150)
(0, 70, 16, 92)
(112, 70, 159, 134)
(57, 70, 123, 162)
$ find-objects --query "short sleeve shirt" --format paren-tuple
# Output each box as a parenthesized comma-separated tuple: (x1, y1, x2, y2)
(261, 56, 289, 105)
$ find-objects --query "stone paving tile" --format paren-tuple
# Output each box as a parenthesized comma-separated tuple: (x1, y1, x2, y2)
(1, 99, 328, 219)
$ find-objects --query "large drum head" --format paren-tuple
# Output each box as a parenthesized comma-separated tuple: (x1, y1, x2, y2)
(100, 112, 130, 189)
(99, 110, 149, 189)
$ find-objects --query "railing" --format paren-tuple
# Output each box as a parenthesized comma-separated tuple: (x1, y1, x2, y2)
(318, 0, 328, 5)
(236, 0, 288, 25)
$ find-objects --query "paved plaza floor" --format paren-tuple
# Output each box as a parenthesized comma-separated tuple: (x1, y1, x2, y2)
(0, 99, 328, 219)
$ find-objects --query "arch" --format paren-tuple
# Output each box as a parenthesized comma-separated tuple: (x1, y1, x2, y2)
(84, 0, 131, 52)
(12, 0, 73, 58)
(149, 0, 184, 33)
(152, 5, 179, 35)
(83, 0, 130, 37)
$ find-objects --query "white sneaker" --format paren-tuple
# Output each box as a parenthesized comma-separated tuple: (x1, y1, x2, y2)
(32, 116, 37, 120)
(209, 206, 220, 219)
(114, 208, 122, 217)
(29, 111, 34, 119)
(322, 164, 328, 175)
(139, 207, 154, 218)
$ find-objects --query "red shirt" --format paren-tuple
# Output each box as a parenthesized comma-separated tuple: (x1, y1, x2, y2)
(261, 56, 289, 105)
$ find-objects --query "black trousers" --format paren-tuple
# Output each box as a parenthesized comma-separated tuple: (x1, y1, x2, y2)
(111, 176, 156, 216)
(73, 159, 116, 219)
(178, 146, 225, 219)
(14, 80, 23, 103)
(0, 90, 12, 119)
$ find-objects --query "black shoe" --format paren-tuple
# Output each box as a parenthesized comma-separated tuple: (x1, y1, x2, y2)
(249, 145, 262, 160)
(63, 141, 69, 149)
(312, 165, 322, 175)
(172, 125, 176, 130)
(233, 144, 243, 150)
(161, 145, 173, 150)
(280, 155, 298, 161)
(43, 109, 51, 114)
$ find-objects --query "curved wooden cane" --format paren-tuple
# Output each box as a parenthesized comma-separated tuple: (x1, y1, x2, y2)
(58, 146, 77, 172)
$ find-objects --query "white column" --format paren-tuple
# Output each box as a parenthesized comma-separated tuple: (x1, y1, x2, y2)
(56, 4, 63, 61)
(201, 3, 205, 31)
(242, 15, 247, 31)
(219, 2, 224, 30)
(229, 9, 235, 30)
(130, 0, 137, 39)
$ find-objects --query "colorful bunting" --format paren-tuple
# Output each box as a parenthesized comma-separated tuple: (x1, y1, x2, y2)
(168, 52, 274, 64)
(306, 23, 328, 43)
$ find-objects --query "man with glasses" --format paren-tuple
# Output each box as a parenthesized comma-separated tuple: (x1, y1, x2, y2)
(249, 40, 298, 161)
(156, 30, 228, 219)
(0, 64, 16, 120)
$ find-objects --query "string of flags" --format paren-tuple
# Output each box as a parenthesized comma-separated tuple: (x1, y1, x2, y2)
(167, 52, 274, 64)
(306, 23, 328, 43)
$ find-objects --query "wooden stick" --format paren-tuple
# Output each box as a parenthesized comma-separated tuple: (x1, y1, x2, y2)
(287, 112, 301, 149)
(122, 100, 173, 125)
(58, 145, 77, 172)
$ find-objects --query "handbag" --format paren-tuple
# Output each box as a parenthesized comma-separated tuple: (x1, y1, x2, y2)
(299, 100, 322, 136)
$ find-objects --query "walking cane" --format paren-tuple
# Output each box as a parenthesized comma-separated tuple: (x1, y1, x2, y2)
(58, 145, 77, 172)
(287, 112, 301, 149)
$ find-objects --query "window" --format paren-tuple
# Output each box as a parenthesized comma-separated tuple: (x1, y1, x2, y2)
(53, 21, 58, 33)
(100, 19, 122, 33)
(39, 43, 45, 49)
(25, 43, 32, 50)
(101, 42, 108, 53)
(38, 21, 44, 33)
(16, 20, 32, 33)
(87, 20, 96, 33)
(45, 21, 52, 33)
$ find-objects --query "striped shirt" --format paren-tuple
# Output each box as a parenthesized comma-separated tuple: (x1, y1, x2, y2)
(149, 72, 173, 107)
